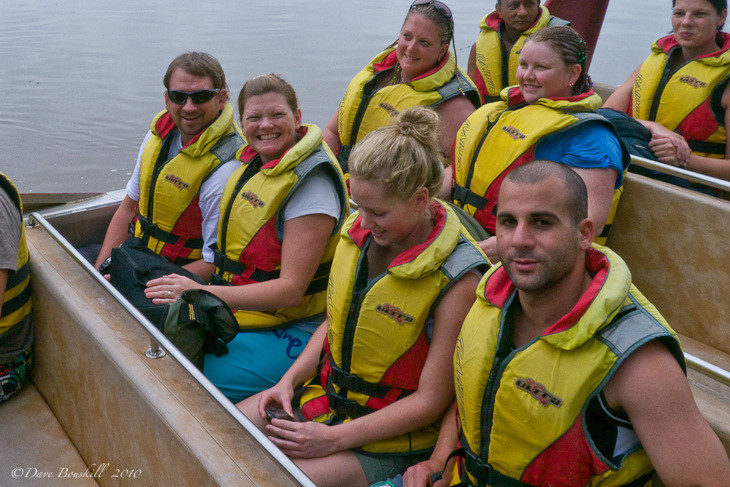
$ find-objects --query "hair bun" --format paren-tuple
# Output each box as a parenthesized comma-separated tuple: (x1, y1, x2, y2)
(395, 106, 441, 148)
(397, 120, 416, 135)
(348, 105, 446, 199)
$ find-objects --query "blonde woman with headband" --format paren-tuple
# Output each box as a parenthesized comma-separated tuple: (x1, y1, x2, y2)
(238, 106, 488, 487)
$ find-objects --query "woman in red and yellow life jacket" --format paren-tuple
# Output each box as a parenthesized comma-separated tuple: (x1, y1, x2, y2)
(144, 75, 349, 403)
(237, 106, 488, 487)
(450, 25, 627, 263)
(604, 0, 730, 181)
(322, 0, 479, 179)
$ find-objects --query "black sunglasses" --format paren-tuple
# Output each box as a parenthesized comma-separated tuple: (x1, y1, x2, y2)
(167, 89, 220, 105)
(410, 0, 453, 20)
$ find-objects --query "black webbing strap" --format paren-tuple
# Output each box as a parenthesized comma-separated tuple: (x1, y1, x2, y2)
(451, 184, 489, 210)
(137, 215, 204, 248)
(328, 363, 396, 399)
(2, 262, 31, 317)
(688, 139, 725, 155)
(326, 391, 376, 419)
(212, 248, 331, 296)
(434, 448, 535, 487)
(0, 285, 31, 318)
(5, 262, 29, 289)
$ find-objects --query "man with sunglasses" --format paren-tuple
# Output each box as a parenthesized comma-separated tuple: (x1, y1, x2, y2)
(95, 52, 244, 279)
(467, 0, 568, 104)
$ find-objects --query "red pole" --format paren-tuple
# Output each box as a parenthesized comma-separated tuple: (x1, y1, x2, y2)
(542, 0, 610, 70)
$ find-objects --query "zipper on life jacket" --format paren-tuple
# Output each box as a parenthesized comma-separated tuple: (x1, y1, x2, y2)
(341, 239, 376, 374)
(218, 155, 264, 259)
(145, 133, 175, 229)
(479, 292, 525, 465)
(347, 70, 390, 148)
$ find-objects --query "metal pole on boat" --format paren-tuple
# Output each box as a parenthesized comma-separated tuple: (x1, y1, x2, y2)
(145, 339, 166, 359)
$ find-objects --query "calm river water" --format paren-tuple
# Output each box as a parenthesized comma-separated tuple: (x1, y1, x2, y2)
(1, 0, 675, 192)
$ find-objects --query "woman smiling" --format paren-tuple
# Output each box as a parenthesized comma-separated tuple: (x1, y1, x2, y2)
(450, 25, 627, 262)
(323, 0, 480, 176)
(145, 74, 349, 402)
(604, 0, 730, 181)
(238, 107, 487, 487)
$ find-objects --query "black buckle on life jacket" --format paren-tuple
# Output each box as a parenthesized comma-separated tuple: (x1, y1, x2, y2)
(328, 364, 395, 399)
(138, 215, 204, 248)
(453, 448, 534, 487)
(326, 392, 375, 419)
(451, 184, 488, 211)
(212, 245, 330, 296)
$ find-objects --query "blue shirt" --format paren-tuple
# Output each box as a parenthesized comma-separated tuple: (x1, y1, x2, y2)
(535, 121, 624, 188)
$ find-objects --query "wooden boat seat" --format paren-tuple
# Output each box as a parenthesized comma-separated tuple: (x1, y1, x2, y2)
(606, 173, 730, 453)
(0, 383, 96, 485)
(607, 173, 730, 355)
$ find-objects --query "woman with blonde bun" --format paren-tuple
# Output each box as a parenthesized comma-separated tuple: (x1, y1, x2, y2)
(238, 106, 487, 487)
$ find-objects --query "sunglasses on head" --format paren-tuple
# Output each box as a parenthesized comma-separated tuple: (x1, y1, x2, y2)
(167, 89, 220, 105)
(410, 0, 452, 20)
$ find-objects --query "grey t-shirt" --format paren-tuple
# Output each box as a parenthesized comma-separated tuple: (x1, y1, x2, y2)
(0, 186, 33, 362)
(0, 187, 20, 271)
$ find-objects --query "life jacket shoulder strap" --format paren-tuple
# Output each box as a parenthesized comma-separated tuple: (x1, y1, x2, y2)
(434, 71, 482, 109)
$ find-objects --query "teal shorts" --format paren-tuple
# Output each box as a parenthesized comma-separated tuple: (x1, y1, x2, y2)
(203, 324, 314, 403)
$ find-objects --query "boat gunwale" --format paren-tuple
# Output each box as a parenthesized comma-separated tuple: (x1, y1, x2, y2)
(629, 156, 730, 193)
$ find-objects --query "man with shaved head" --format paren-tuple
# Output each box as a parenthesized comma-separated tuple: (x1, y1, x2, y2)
(399, 160, 730, 486)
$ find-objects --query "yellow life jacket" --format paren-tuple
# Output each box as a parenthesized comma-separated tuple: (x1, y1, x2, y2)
(211, 124, 349, 330)
(134, 103, 245, 264)
(474, 6, 568, 104)
(336, 48, 480, 172)
(452, 88, 627, 244)
(296, 202, 487, 454)
(0, 172, 31, 336)
(454, 245, 684, 487)
(632, 33, 730, 158)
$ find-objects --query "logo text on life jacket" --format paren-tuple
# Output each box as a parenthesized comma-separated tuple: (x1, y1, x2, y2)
(164, 174, 190, 190)
(379, 102, 400, 118)
(240, 190, 265, 208)
(502, 125, 526, 140)
(679, 76, 707, 89)
(376, 303, 415, 325)
(514, 377, 563, 407)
